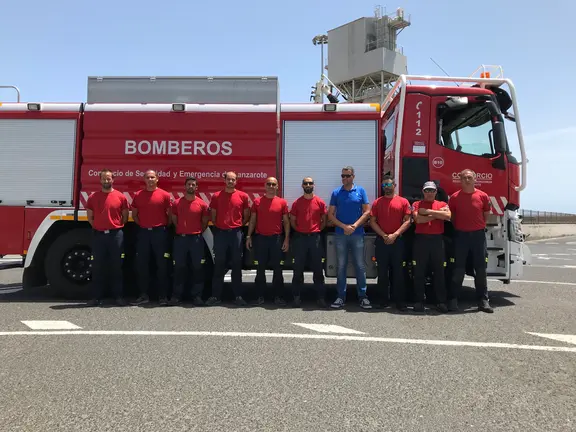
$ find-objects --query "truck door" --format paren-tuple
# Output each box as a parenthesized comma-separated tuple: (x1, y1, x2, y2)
(428, 95, 509, 215)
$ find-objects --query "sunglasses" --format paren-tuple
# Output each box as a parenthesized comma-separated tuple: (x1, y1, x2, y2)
(302, 182, 314, 186)
(382, 182, 394, 187)
(341, 174, 352, 178)
(423, 188, 436, 193)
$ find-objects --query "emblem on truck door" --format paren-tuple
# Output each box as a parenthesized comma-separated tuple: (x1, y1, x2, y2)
(432, 157, 444, 168)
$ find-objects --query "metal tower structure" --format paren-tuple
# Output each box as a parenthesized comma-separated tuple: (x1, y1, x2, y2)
(312, 6, 411, 104)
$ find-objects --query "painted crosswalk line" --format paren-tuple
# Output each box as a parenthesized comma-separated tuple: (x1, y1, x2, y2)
(526, 332, 576, 346)
(21, 320, 82, 330)
(292, 323, 365, 334)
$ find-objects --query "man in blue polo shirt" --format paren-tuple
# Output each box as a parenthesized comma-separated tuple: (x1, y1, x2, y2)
(328, 166, 372, 309)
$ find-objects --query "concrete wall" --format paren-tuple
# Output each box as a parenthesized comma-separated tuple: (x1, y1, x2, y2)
(522, 224, 576, 241)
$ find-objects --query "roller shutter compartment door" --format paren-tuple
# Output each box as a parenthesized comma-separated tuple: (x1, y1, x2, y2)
(282, 120, 378, 206)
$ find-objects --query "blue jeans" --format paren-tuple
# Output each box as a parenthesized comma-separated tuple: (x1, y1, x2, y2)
(335, 234, 367, 300)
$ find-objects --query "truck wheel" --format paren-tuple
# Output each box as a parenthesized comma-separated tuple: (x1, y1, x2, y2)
(44, 228, 93, 299)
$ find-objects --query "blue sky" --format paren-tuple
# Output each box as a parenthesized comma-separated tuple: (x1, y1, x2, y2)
(2, 0, 575, 212)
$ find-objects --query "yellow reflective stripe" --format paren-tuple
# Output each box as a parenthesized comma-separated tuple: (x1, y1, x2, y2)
(412, 260, 417, 265)
(443, 262, 447, 267)
(201, 259, 206, 264)
(163, 253, 170, 258)
(254, 260, 259, 265)
(280, 260, 285, 265)
(450, 257, 455, 263)
(121, 253, 125, 258)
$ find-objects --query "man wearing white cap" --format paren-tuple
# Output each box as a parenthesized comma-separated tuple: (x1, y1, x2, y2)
(412, 181, 451, 313)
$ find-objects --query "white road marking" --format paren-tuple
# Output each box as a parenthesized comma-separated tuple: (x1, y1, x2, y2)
(545, 242, 559, 245)
(511, 280, 576, 286)
(526, 332, 576, 346)
(527, 265, 576, 269)
(535, 257, 572, 261)
(21, 320, 82, 330)
(292, 323, 365, 334)
(0, 330, 575, 353)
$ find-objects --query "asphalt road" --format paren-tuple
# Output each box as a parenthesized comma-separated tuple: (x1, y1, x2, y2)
(1, 237, 575, 431)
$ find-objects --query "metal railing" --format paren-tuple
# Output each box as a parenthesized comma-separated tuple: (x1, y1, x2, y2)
(520, 209, 576, 224)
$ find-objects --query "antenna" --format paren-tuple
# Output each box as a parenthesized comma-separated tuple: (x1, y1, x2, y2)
(430, 57, 460, 87)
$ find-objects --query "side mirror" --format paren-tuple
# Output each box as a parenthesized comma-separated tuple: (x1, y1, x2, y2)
(492, 116, 507, 153)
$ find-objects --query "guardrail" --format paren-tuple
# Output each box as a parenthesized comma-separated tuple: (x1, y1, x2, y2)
(520, 209, 576, 224)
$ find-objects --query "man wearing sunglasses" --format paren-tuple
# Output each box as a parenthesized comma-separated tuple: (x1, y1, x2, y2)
(289, 177, 328, 308)
(448, 169, 493, 313)
(412, 181, 450, 313)
(369, 175, 412, 311)
(328, 166, 372, 310)
(246, 177, 290, 306)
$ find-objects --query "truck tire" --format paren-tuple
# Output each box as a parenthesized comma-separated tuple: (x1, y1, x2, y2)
(44, 228, 93, 299)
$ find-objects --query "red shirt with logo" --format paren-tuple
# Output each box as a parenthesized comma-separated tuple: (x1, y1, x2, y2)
(131, 188, 172, 228)
(252, 196, 288, 236)
(413, 200, 448, 235)
(290, 195, 327, 233)
(172, 196, 209, 235)
(370, 195, 411, 234)
(86, 190, 129, 231)
(448, 189, 491, 231)
(209, 189, 250, 229)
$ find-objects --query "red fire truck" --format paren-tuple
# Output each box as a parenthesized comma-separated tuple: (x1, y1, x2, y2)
(0, 68, 531, 298)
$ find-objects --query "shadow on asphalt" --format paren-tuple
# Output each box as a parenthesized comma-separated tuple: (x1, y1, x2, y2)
(0, 280, 519, 315)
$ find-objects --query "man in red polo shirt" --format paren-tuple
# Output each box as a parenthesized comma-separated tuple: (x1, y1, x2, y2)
(205, 171, 250, 307)
(369, 174, 412, 311)
(131, 169, 173, 306)
(246, 177, 290, 306)
(412, 181, 451, 313)
(289, 176, 328, 308)
(168, 176, 209, 307)
(448, 168, 493, 313)
(85, 169, 129, 307)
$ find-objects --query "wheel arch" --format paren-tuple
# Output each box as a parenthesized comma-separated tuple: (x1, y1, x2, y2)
(23, 209, 92, 288)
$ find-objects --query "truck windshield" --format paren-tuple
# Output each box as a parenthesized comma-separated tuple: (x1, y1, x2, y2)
(438, 104, 500, 158)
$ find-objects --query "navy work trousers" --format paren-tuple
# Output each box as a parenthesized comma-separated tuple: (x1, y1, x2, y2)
(135, 226, 169, 298)
(450, 229, 488, 301)
(291, 233, 325, 299)
(172, 234, 205, 299)
(255, 234, 285, 298)
(375, 236, 405, 305)
(91, 229, 124, 300)
(412, 234, 447, 304)
(212, 228, 244, 298)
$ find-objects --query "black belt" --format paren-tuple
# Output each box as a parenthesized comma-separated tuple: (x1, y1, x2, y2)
(141, 226, 167, 231)
(94, 228, 121, 234)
